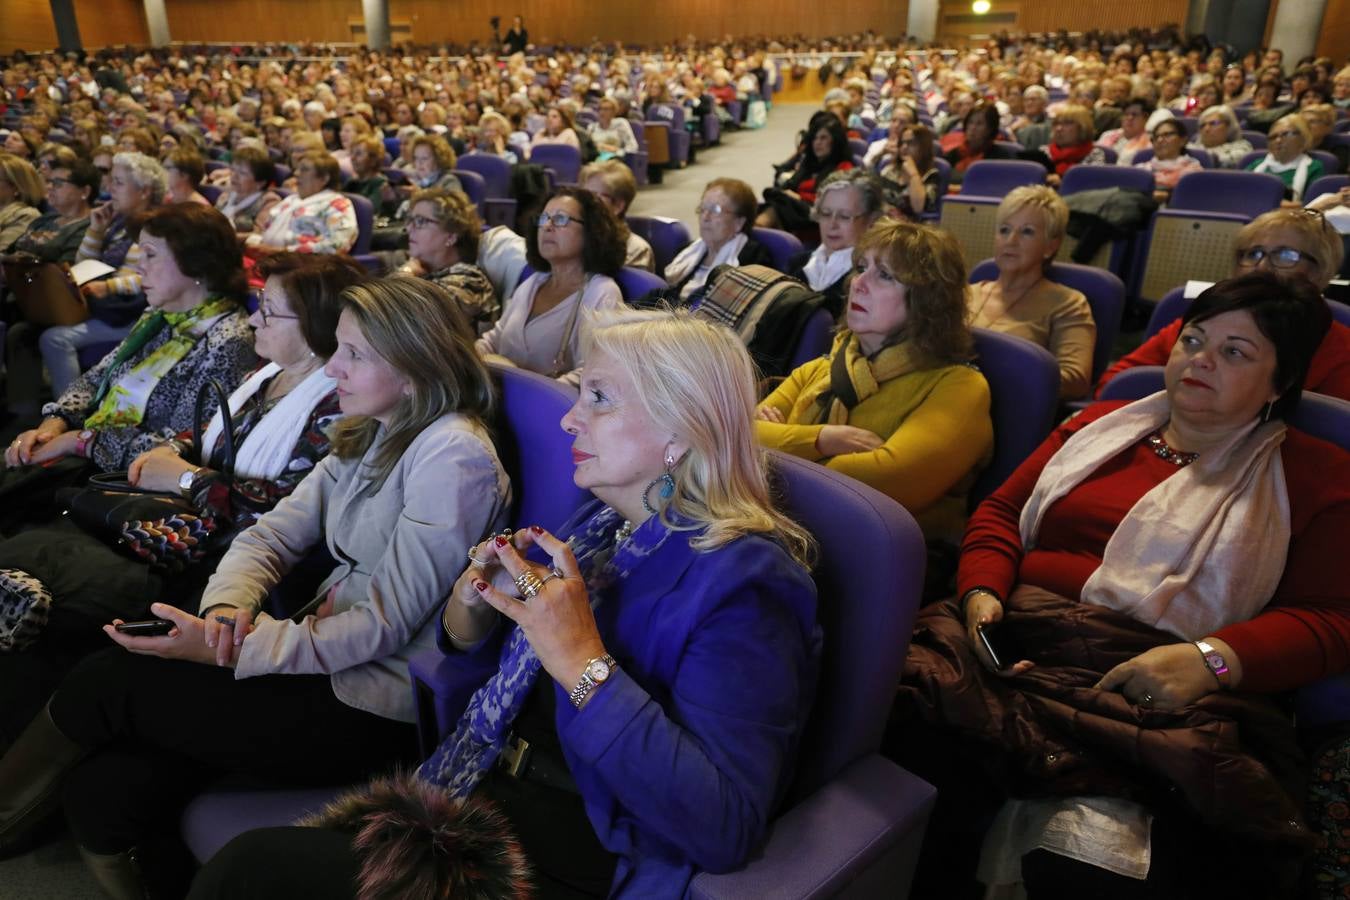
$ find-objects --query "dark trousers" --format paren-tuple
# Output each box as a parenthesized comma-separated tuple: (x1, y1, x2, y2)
(5, 320, 44, 416)
(50, 648, 420, 856)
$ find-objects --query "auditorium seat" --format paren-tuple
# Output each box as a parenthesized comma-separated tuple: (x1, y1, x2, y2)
(940, 160, 1047, 266)
(969, 327, 1060, 507)
(750, 227, 805, 273)
(528, 143, 583, 186)
(613, 266, 666, 303)
(625, 215, 692, 279)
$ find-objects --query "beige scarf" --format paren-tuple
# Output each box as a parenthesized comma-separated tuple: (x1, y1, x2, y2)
(1019, 391, 1291, 640)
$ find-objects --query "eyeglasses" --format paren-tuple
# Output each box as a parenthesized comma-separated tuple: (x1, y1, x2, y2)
(1236, 245, 1318, 269)
(1153, 130, 1184, 140)
(695, 202, 728, 217)
(257, 305, 300, 325)
(537, 211, 584, 228)
(406, 215, 440, 230)
(816, 209, 864, 224)
(46, 176, 74, 188)
(1268, 130, 1302, 141)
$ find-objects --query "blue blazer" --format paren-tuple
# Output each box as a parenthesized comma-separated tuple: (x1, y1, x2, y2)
(441, 500, 820, 898)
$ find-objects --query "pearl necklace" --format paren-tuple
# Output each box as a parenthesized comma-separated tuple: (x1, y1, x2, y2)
(1146, 430, 1200, 467)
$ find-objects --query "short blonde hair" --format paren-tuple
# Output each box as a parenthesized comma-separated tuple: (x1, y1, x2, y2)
(1271, 113, 1312, 145)
(1052, 104, 1095, 143)
(996, 185, 1069, 243)
(579, 158, 638, 212)
(1300, 103, 1336, 128)
(0, 153, 45, 206)
(1234, 208, 1344, 289)
(585, 309, 814, 566)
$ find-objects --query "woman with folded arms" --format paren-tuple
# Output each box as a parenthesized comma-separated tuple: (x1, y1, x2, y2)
(0, 276, 511, 898)
(1244, 113, 1325, 204)
(212, 145, 280, 233)
(190, 309, 819, 900)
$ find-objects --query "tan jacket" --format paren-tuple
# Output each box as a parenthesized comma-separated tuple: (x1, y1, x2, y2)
(201, 413, 511, 722)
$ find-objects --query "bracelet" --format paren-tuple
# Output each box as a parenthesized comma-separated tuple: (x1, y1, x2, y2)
(960, 586, 1001, 610)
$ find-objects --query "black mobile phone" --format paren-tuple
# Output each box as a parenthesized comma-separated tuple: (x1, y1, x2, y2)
(976, 623, 1022, 670)
(115, 619, 175, 637)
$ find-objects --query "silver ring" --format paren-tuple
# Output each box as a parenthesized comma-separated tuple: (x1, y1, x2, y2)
(466, 548, 490, 566)
(1140, 692, 1154, 707)
(514, 570, 545, 600)
(538, 569, 563, 589)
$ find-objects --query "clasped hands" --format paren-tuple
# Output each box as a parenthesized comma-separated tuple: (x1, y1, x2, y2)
(964, 592, 1225, 710)
(105, 602, 256, 668)
(6, 418, 75, 468)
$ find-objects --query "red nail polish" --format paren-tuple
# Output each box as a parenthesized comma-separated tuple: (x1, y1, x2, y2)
(474, 580, 489, 591)
(530, 525, 544, 534)
(494, 535, 509, 547)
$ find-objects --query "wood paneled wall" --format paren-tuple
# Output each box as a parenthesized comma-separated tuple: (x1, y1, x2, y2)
(1315, 0, 1350, 64)
(1, 0, 148, 53)
(937, 0, 1189, 43)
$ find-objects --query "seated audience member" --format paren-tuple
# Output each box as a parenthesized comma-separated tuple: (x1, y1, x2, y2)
(528, 105, 581, 157)
(1011, 85, 1051, 147)
(1301, 103, 1348, 174)
(476, 187, 625, 385)
(967, 186, 1096, 400)
(342, 134, 394, 215)
(189, 309, 819, 900)
(587, 96, 639, 159)
(880, 123, 941, 220)
(0, 253, 364, 748)
(472, 111, 519, 164)
(787, 169, 884, 318)
(247, 151, 358, 255)
(945, 103, 1016, 185)
(663, 178, 770, 304)
(1190, 104, 1253, 169)
(1027, 104, 1107, 188)
(580, 159, 654, 271)
(0, 153, 42, 250)
(756, 218, 993, 548)
(163, 147, 210, 206)
(1135, 118, 1204, 204)
(758, 115, 855, 230)
(1097, 208, 1350, 400)
(896, 272, 1350, 900)
(399, 187, 498, 331)
(214, 145, 280, 233)
(1221, 64, 1252, 105)
(0, 276, 511, 898)
(1245, 114, 1325, 204)
(3, 155, 96, 262)
(2, 204, 256, 517)
(1094, 97, 1155, 165)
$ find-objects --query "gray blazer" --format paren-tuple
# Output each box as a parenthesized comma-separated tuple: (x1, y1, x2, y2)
(200, 412, 511, 722)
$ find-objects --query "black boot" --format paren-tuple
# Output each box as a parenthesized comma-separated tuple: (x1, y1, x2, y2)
(0, 700, 86, 856)
(78, 845, 149, 900)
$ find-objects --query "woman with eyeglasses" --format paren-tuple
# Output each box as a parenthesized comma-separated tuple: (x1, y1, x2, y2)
(662, 178, 771, 304)
(1133, 120, 1203, 205)
(1094, 97, 1156, 165)
(786, 170, 884, 318)
(1097, 208, 1350, 401)
(1189, 104, 1253, 169)
(476, 187, 626, 385)
(398, 187, 498, 332)
(879, 123, 940, 220)
(1025, 104, 1107, 190)
(1244, 114, 1325, 204)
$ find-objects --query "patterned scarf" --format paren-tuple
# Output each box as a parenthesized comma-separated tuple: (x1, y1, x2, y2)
(417, 504, 682, 797)
(84, 296, 238, 430)
(810, 330, 920, 425)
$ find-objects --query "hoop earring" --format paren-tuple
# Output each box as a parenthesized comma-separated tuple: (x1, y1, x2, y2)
(641, 452, 677, 515)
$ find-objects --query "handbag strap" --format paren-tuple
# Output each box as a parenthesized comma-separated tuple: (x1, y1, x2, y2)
(193, 380, 236, 483)
(547, 274, 592, 379)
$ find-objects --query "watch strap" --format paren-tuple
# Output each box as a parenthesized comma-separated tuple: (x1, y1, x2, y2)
(1194, 640, 1230, 688)
(569, 654, 617, 709)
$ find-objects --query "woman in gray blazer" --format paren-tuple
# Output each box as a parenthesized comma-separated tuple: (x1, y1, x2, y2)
(0, 277, 512, 896)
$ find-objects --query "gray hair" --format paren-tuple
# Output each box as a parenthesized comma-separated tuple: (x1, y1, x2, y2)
(1198, 104, 1241, 142)
(813, 169, 885, 221)
(1023, 84, 1049, 101)
(111, 151, 167, 204)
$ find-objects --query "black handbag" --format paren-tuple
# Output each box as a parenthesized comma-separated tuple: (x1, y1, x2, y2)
(61, 380, 238, 572)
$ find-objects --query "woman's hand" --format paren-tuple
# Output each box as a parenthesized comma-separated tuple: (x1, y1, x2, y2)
(104, 602, 253, 668)
(5, 418, 68, 468)
(27, 429, 82, 465)
(88, 202, 115, 234)
(901, 155, 921, 178)
(1095, 641, 1226, 710)
(475, 526, 607, 690)
(81, 280, 110, 300)
(129, 445, 197, 492)
(756, 405, 785, 423)
(202, 604, 256, 666)
(815, 425, 883, 457)
(964, 589, 1035, 676)
(1045, 173, 1062, 189)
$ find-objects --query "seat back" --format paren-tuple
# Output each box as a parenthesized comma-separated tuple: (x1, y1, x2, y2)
(528, 143, 582, 185)
(1145, 285, 1191, 338)
(1137, 213, 1247, 303)
(1170, 169, 1286, 217)
(450, 168, 488, 214)
(788, 307, 836, 370)
(767, 451, 926, 800)
(1131, 146, 1214, 168)
(626, 215, 692, 278)
(199, 184, 222, 205)
(1307, 174, 1350, 204)
(1241, 130, 1268, 149)
(1060, 164, 1155, 195)
(970, 328, 1060, 506)
(939, 197, 1002, 267)
(959, 159, 1046, 197)
(613, 266, 667, 303)
(343, 192, 374, 254)
(643, 121, 672, 167)
(968, 260, 1125, 384)
(750, 227, 805, 272)
(455, 152, 512, 197)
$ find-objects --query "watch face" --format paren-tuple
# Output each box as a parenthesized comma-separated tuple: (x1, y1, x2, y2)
(179, 470, 197, 489)
(1209, 653, 1226, 669)
(588, 658, 611, 681)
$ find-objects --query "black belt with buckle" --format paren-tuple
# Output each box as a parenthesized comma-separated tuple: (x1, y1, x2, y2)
(498, 732, 581, 795)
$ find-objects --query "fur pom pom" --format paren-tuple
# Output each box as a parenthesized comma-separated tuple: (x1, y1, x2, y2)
(299, 772, 533, 900)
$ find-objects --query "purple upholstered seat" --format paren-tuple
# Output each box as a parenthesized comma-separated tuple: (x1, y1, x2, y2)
(1060, 163, 1155, 195)
(1131, 146, 1214, 168)
(613, 266, 666, 303)
(959, 159, 1046, 197)
(449, 168, 487, 215)
(787, 307, 835, 370)
(342, 192, 374, 255)
(1169, 169, 1286, 218)
(528, 143, 583, 186)
(750, 227, 805, 273)
(970, 327, 1061, 507)
(625, 215, 692, 279)
(455, 152, 511, 198)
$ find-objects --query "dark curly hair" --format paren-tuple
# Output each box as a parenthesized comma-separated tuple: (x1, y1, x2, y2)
(524, 187, 625, 277)
(254, 252, 369, 358)
(140, 203, 248, 303)
(853, 218, 973, 368)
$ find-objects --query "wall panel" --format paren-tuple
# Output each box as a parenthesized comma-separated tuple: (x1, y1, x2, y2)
(1315, 0, 1350, 63)
(1, 0, 147, 53)
(938, 0, 1189, 42)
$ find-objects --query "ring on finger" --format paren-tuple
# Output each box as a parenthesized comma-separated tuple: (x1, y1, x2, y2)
(466, 547, 490, 566)
(514, 570, 545, 600)
(1139, 692, 1154, 707)
(537, 568, 563, 589)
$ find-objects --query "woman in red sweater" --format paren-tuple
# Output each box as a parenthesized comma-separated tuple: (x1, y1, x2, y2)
(895, 272, 1350, 899)
(757, 115, 854, 232)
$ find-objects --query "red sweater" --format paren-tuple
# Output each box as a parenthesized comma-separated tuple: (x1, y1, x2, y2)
(1096, 317, 1350, 402)
(958, 402, 1350, 692)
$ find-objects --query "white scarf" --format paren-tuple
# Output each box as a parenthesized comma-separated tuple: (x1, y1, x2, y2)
(201, 362, 337, 482)
(801, 245, 854, 292)
(1019, 391, 1291, 640)
(665, 233, 749, 299)
(1253, 153, 1313, 202)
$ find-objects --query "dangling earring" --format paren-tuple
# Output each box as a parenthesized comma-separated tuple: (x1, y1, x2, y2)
(1260, 401, 1274, 424)
(641, 451, 677, 515)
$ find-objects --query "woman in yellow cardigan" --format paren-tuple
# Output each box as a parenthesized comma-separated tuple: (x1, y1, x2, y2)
(756, 218, 993, 548)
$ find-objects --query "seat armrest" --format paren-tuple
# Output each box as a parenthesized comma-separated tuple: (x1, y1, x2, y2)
(688, 755, 935, 900)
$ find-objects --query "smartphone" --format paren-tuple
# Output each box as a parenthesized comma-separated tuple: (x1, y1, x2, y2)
(976, 623, 1023, 670)
(115, 619, 175, 636)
